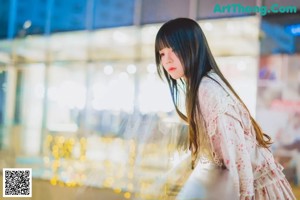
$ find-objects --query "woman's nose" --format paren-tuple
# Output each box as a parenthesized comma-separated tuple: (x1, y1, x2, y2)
(165, 51, 173, 63)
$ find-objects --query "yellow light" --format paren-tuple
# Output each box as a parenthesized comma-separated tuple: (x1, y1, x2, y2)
(71, 182, 77, 187)
(52, 145, 59, 152)
(103, 177, 114, 187)
(124, 192, 131, 199)
(114, 188, 122, 193)
(103, 182, 112, 188)
(107, 177, 114, 184)
(66, 182, 72, 187)
(59, 136, 65, 143)
(80, 155, 86, 161)
(50, 178, 57, 185)
(52, 160, 60, 168)
(69, 138, 75, 144)
(80, 137, 86, 143)
(58, 181, 65, 187)
(46, 135, 53, 141)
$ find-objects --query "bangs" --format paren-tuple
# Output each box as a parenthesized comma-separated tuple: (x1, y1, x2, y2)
(155, 31, 173, 52)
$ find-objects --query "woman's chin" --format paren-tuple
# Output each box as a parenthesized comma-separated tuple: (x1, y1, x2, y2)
(170, 74, 184, 80)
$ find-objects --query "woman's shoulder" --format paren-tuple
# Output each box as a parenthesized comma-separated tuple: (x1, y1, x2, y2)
(199, 71, 230, 102)
(198, 71, 238, 118)
(199, 71, 253, 132)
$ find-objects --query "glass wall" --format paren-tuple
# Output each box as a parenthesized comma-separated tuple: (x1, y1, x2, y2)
(0, 16, 260, 195)
(1, 0, 300, 198)
(257, 12, 300, 185)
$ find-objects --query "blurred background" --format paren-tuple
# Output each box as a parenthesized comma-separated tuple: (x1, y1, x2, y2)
(0, 0, 299, 199)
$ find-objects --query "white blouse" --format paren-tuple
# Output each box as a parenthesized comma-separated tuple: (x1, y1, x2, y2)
(197, 70, 296, 200)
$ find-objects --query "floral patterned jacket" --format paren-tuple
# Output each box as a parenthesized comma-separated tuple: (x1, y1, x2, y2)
(198, 70, 286, 199)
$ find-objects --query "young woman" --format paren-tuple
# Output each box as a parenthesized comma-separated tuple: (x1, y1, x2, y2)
(155, 18, 296, 200)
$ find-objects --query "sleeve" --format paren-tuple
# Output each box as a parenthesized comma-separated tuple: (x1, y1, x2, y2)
(209, 110, 254, 199)
(199, 80, 254, 199)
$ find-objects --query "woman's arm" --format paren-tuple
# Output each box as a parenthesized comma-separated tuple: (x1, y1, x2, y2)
(209, 111, 254, 199)
(199, 78, 255, 199)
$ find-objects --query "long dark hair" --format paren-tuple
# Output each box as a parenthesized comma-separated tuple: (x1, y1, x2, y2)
(155, 18, 272, 167)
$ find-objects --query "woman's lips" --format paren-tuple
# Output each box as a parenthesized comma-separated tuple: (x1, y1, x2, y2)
(168, 67, 176, 72)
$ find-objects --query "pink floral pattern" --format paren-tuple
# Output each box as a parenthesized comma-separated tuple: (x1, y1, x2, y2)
(198, 70, 296, 200)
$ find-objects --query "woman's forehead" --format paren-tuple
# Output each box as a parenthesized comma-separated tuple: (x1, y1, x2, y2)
(159, 47, 172, 52)
(156, 38, 171, 50)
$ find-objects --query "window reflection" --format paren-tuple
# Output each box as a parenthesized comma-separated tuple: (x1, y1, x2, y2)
(0, 16, 263, 197)
(47, 64, 85, 133)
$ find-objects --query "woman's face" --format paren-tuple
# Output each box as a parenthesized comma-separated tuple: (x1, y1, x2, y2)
(159, 47, 185, 80)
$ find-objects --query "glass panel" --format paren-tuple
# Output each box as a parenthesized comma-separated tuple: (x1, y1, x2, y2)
(5, 64, 45, 155)
(141, 0, 190, 24)
(46, 62, 86, 134)
(215, 56, 258, 116)
(0, 67, 7, 149)
(137, 61, 174, 114)
(12, 36, 47, 63)
(93, 0, 135, 29)
(85, 62, 135, 137)
(260, 13, 299, 55)
(20, 64, 45, 155)
(198, 16, 260, 115)
(51, 0, 87, 32)
(91, 26, 139, 61)
(257, 54, 300, 138)
(0, 0, 9, 39)
(0, 40, 12, 65)
(199, 16, 260, 56)
(14, 0, 47, 37)
(49, 31, 88, 62)
(140, 24, 160, 60)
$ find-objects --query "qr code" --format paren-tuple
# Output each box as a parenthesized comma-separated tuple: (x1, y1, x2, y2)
(3, 168, 32, 197)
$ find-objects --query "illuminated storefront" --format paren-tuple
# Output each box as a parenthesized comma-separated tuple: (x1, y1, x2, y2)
(0, 16, 261, 198)
(0, 0, 299, 199)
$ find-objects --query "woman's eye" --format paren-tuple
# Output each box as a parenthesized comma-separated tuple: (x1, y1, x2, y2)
(160, 53, 165, 57)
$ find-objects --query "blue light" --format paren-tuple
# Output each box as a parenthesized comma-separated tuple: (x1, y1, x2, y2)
(286, 24, 300, 36)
